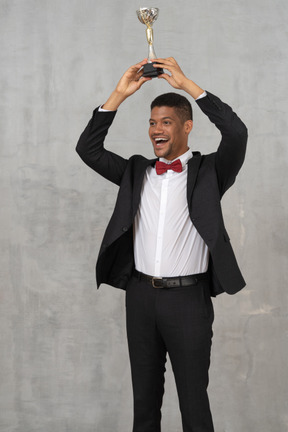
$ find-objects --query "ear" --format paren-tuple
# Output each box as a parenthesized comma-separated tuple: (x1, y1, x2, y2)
(184, 120, 193, 134)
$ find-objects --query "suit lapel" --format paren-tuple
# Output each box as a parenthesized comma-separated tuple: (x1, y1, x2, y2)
(132, 158, 157, 217)
(187, 152, 202, 203)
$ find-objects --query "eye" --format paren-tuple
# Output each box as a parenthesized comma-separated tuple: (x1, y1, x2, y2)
(149, 121, 155, 126)
(163, 121, 171, 125)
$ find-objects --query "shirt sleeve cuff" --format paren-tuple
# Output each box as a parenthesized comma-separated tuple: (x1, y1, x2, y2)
(98, 105, 116, 112)
(195, 91, 207, 101)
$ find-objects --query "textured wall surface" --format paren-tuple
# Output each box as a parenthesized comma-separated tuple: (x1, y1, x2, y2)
(1, 0, 288, 431)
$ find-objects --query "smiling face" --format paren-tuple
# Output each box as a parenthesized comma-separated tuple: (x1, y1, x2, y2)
(149, 106, 193, 161)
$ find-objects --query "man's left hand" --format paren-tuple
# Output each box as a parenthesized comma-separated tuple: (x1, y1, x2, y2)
(153, 57, 189, 90)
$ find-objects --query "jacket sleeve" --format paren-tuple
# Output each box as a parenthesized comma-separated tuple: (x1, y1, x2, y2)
(76, 107, 128, 186)
(196, 92, 248, 196)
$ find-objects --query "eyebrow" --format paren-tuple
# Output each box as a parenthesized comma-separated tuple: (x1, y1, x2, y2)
(149, 116, 174, 122)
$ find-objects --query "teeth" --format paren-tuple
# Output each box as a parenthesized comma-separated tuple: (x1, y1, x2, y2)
(155, 138, 167, 142)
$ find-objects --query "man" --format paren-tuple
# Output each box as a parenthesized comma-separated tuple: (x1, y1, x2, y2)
(76, 57, 248, 432)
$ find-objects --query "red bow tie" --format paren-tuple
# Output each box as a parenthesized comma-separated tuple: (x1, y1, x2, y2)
(155, 159, 182, 175)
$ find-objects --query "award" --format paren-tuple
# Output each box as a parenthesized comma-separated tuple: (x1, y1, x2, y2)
(136, 7, 164, 78)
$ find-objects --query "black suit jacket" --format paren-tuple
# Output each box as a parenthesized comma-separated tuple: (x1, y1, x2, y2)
(76, 91, 248, 296)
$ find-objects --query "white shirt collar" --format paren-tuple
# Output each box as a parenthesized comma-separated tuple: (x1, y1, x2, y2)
(159, 148, 192, 170)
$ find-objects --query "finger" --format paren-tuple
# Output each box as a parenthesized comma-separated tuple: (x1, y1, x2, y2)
(136, 60, 150, 76)
(138, 76, 152, 87)
(136, 67, 145, 78)
(153, 61, 175, 72)
(127, 60, 148, 75)
(157, 73, 171, 81)
(134, 59, 148, 69)
(166, 57, 177, 63)
(152, 61, 171, 69)
(140, 76, 152, 83)
(154, 57, 175, 65)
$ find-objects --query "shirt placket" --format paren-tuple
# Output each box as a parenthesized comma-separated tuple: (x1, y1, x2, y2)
(154, 173, 170, 276)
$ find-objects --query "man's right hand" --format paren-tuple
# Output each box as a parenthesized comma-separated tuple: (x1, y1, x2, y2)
(103, 59, 152, 110)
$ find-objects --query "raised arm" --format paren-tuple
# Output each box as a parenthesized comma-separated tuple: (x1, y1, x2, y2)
(153, 57, 205, 99)
(196, 92, 248, 195)
(76, 60, 151, 185)
(154, 57, 248, 195)
(102, 59, 152, 110)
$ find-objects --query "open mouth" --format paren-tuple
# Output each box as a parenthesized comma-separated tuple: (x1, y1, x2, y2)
(154, 137, 169, 146)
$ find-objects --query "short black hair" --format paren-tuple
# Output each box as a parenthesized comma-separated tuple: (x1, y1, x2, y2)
(150, 92, 193, 122)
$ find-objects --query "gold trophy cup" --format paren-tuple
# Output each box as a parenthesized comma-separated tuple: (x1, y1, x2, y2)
(136, 7, 164, 78)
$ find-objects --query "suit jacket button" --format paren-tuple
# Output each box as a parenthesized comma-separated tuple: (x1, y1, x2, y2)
(122, 226, 128, 232)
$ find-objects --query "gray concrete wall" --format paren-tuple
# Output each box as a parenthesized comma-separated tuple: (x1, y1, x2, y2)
(1, 0, 287, 431)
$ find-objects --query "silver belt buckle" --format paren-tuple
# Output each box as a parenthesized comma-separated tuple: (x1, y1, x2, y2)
(152, 277, 163, 288)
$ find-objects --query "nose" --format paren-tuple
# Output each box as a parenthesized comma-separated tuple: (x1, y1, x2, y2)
(154, 122, 164, 134)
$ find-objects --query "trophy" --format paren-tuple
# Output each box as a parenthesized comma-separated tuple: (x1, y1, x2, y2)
(136, 7, 164, 78)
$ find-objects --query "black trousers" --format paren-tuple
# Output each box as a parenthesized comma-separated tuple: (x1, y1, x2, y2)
(125, 274, 214, 432)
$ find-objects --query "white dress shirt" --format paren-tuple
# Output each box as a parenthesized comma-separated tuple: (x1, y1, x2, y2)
(133, 149, 209, 277)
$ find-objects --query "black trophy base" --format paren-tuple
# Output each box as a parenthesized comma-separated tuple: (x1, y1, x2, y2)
(142, 62, 164, 78)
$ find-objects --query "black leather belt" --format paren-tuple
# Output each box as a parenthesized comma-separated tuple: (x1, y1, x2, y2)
(133, 269, 209, 288)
